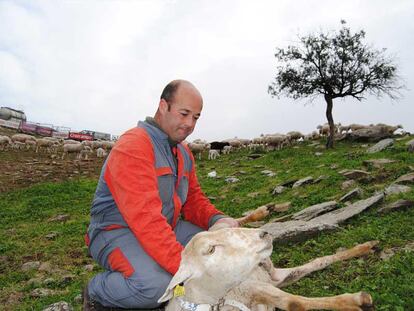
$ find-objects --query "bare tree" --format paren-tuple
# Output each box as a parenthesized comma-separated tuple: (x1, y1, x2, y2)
(268, 21, 403, 148)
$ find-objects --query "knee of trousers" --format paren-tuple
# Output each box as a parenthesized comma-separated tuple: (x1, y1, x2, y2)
(126, 271, 172, 308)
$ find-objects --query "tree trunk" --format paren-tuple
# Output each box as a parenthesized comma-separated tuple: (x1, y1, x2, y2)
(324, 94, 335, 148)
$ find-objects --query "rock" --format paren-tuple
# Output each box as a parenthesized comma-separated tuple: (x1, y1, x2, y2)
(271, 186, 286, 195)
(45, 232, 59, 239)
(42, 301, 73, 311)
(280, 179, 299, 188)
(394, 172, 414, 185)
(61, 274, 75, 284)
(39, 262, 53, 273)
(263, 193, 384, 243)
(314, 152, 323, 156)
(384, 184, 411, 196)
(73, 294, 83, 304)
(247, 192, 261, 198)
(339, 169, 370, 180)
(291, 201, 338, 221)
(43, 278, 56, 286)
(27, 277, 43, 287)
(384, 184, 411, 195)
(21, 261, 41, 271)
(272, 202, 292, 212)
(406, 139, 414, 152)
(347, 127, 392, 142)
(247, 154, 262, 159)
(207, 170, 217, 178)
(366, 138, 394, 153)
(261, 170, 276, 177)
(313, 175, 327, 184)
(379, 248, 397, 261)
(292, 176, 314, 188)
(341, 180, 356, 190)
(84, 264, 95, 272)
(48, 214, 70, 222)
(339, 188, 363, 203)
(363, 158, 397, 168)
(31, 288, 53, 297)
(378, 200, 414, 213)
(225, 177, 239, 183)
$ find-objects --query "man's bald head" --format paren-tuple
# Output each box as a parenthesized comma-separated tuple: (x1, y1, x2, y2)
(160, 80, 203, 107)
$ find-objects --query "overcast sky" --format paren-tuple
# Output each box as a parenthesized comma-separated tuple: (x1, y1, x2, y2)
(1, 0, 413, 141)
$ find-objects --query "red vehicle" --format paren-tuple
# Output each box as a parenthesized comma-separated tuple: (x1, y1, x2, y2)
(68, 132, 93, 141)
(19, 121, 37, 135)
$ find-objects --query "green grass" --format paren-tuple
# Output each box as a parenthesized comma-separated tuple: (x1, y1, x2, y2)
(0, 137, 413, 310)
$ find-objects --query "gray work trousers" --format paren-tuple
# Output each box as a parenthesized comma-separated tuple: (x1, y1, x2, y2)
(87, 220, 203, 309)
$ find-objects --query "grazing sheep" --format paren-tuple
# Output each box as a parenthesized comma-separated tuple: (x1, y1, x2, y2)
(222, 145, 232, 155)
(286, 131, 304, 142)
(349, 124, 370, 132)
(188, 142, 209, 160)
(79, 145, 93, 160)
(35, 138, 56, 153)
(11, 133, 36, 143)
(62, 143, 84, 159)
(96, 147, 108, 158)
(208, 149, 220, 160)
(0, 135, 11, 151)
(158, 227, 375, 311)
(264, 134, 289, 151)
(209, 141, 230, 153)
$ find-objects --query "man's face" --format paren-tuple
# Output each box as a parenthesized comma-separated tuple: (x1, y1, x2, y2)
(159, 86, 203, 142)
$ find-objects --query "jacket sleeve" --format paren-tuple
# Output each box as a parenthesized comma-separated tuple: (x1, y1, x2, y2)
(180, 145, 224, 229)
(104, 128, 183, 275)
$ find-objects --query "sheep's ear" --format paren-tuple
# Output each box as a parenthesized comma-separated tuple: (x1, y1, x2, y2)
(158, 265, 193, 303)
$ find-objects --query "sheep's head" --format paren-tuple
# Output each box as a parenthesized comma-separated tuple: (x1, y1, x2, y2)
(159, 228, 273, 304)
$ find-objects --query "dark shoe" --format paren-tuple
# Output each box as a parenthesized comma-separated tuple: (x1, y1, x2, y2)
(82, 285, 166, 311)
(83, 285, 111, 311)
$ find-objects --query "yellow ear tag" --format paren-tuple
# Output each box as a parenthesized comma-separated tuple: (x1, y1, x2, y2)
(173, 285, 185, 297)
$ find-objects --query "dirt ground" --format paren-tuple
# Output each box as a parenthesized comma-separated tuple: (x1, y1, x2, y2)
(0, 127, 105, 194)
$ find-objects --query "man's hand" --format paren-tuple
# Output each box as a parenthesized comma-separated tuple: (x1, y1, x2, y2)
(209, 217, 240, 231)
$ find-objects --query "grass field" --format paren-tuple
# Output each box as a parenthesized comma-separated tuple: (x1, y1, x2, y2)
(0, 136, 413, 310)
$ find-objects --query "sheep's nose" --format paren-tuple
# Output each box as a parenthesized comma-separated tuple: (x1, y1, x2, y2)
(259, 230, 269, 239)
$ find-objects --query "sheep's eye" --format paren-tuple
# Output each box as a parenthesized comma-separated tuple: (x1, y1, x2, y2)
(205, 245, 215, 255)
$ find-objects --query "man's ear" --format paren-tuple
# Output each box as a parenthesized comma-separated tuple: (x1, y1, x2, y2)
(158, 264, 193, 303)
(159, 99, 169, 114)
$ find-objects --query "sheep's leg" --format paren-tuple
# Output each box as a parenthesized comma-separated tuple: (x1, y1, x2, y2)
(244, 281, 373, 311)
(269, 241, 378, 288)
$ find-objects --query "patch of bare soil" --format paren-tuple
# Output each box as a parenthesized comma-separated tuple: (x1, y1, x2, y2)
(0, 146, 105, 194)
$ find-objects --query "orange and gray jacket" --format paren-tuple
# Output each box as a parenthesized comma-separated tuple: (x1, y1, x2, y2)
(87, 120, 224, 275)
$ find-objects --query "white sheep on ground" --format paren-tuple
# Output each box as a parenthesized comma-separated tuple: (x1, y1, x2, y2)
(349, 124, 371, 132)
(208, 149, 220, 160)
(0, 135, 12, 151)
(158, 227, 375, 311)
(188, 142, 209, 160)
(96, 147, 108, 158)
(264, 134, 289, 151)
(286, 131, 304, 142)
(62, 143, 84, 159)
(11, 133, 36, 143)
(222, 145, 232, 154)
(12, 141, 26, 150)
(35, 138, 57, 153)
(79, 145, 93, 160)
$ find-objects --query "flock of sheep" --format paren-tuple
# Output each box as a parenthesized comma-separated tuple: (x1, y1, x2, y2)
(0, 122, 404, 162)
(0, 133, 114, 160)
(187, 122, 405, 160)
